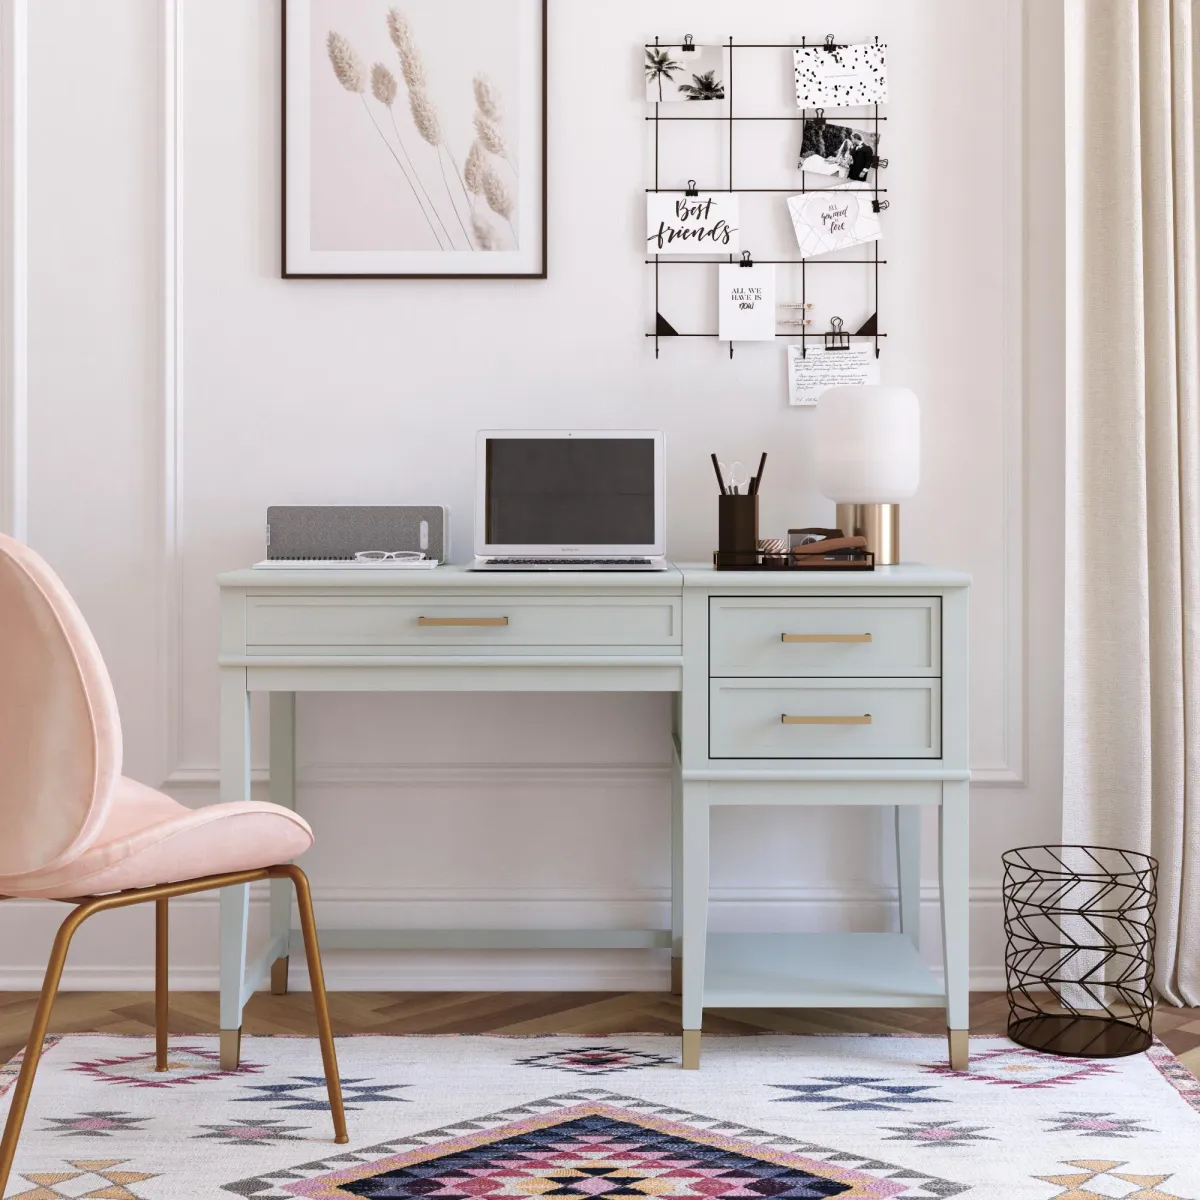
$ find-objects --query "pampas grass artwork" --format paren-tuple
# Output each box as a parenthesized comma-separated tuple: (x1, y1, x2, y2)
(318, 3, 529, 258)
(463, 71, 518, 249)
(327, 31, 444, 249)
(383, 5, 477, 250)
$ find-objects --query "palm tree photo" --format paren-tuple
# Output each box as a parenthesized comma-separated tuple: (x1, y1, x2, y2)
(645, 48, 683, 101)
(679, 70, 725, 101)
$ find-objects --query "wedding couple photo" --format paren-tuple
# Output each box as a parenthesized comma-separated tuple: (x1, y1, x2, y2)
(797, 119, 880, 185)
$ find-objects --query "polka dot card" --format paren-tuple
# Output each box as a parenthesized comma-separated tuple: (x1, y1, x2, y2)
(794, 41, 888, 108)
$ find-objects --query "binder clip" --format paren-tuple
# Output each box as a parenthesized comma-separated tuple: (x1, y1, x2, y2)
(808, 107, 826, 130)
(681, 33, 697, 52)
(739, 250, 755, 268)
(822, 34, 842, 53)
(871, 198, 890, 214)
(825, 316, 850, 351)
(685, 179, 699, 197)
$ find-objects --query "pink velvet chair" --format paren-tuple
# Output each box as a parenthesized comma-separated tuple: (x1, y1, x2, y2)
(0, 534, 347, 1191)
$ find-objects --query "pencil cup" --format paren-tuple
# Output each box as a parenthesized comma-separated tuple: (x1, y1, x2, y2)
(718, 494, 759, 565)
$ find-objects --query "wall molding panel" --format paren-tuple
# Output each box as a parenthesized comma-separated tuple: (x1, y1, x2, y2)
(0, 0, 27, 541)
(970, 0, 1027, 789)
(158, 0, 184, 788)
(1, 0, 1044, 994)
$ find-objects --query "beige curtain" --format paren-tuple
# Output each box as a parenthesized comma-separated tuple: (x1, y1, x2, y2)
(1064, 0, 1199, 1005)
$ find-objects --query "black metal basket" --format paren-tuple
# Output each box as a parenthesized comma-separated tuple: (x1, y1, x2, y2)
(1002, 845, 1158, 1058)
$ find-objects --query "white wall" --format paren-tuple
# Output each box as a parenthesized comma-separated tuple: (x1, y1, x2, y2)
(0, 0, 1065, 992)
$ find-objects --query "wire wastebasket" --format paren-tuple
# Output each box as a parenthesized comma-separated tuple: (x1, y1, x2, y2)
(1002, 845, 1158, 1058)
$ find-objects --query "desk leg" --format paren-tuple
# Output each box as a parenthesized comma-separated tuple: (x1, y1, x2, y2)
(680, 783, 709, 1070)
(269, 693, 297, 996)
(670, 744, 683, 995)
(219, 668, 251, 1070)
(895, 806, 921, 951)
(939, 781, 970, 1070)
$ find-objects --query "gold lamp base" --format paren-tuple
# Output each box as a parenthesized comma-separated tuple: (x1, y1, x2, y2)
(835, 503, 901, 565)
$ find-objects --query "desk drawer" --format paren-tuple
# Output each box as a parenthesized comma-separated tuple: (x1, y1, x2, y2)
(245, 595, 681, 650)
(709, 678, 941, 759)
(709, 596, 940, 677)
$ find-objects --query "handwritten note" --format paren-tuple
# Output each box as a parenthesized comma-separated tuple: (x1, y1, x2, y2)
(718, 263, 776, 341)
(647, 193, 740, 256)
(788, 344, 879, 406)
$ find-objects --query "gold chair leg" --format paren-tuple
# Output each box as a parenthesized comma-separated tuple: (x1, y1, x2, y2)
(284, 865, 348, 1144)
(0, 901, 94, 1197)
(155, 898, 169, 1071)
(271, 955, 290, 995)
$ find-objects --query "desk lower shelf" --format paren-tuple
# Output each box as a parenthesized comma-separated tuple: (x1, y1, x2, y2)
(703, 932, 944, 1008)
(295, 928, 673, 952)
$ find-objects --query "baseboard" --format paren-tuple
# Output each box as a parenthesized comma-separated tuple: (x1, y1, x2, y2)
(0, 959, 1008, 993)
(0, 882, 1005, 993)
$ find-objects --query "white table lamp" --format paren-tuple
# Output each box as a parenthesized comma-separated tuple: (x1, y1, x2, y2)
(814, 385, 920, 565)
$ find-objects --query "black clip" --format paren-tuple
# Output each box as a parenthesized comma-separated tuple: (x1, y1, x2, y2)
(685, 179, 699, 197)
(739, 250, 755, 268)
(822, 34, 841, 53)
(808, 107, 826, 129)
(874, 156, 888, 170)
(825, 316, 850, 351)
(871, 198, 890, 214)
(681, 33, 697, 52)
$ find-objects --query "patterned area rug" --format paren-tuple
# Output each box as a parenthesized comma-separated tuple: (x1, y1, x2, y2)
(2, 1035, 1198, 1199)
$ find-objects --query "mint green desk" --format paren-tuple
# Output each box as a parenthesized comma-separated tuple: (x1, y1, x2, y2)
(215, 564, 970, 1072)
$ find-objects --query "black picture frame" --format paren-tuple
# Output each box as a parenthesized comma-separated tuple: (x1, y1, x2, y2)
(282, 0, 547, 279)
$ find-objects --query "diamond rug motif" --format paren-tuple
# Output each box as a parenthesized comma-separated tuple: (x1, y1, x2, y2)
(294, 1103, 919, 1200)
(0, 1036, 1197, 1200)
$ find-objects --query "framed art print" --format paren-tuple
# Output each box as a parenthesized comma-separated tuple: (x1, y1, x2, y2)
(283, 0, 547, 278)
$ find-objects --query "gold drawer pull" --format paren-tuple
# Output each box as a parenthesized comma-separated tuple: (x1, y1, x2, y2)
(418, 616, 509, 627)
(781, 633, 873, 644)
(781, 714, 872, 726)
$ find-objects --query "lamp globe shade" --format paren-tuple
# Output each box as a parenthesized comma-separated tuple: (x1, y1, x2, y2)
(814, 385, 920, 504)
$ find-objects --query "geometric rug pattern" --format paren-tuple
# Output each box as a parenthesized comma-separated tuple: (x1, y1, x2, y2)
(0, 1035, 1196, 1200)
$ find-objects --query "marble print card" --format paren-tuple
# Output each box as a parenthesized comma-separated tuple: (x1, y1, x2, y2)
(794, 41, 888, 108)
(718, 262, 776, 341)
(788, 191, 881, 259)
(647, 193, 740, 255)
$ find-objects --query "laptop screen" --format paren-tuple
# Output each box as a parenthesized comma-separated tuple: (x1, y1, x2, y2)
(485, 437, 657, 546)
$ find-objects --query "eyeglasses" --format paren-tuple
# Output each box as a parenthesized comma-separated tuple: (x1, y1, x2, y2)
(353, 550, 426, 562)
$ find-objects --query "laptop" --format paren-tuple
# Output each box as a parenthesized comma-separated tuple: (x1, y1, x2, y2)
(472, 431, 668, 571)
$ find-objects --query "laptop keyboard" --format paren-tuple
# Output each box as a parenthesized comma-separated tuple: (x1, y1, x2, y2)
(486, 557, 652, 566)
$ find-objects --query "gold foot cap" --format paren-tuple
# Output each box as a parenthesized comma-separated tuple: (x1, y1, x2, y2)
(271, 956, 290, 996)
(335, 1134, 350, 1144)
(948, 1028, 969, 1071)
(220, 1027, 243, 1072)
(682, 1030, 701, 1070)
(670, 958, 682, 996)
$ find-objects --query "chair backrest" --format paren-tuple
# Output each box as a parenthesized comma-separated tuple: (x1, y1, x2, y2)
(0, 534, 121, 877)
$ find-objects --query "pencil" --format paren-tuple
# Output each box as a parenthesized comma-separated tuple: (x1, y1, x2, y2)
(751, 452, 767, 494)
(711, 454, 728, 495)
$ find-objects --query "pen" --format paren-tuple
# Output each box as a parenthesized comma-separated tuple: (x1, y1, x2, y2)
(711, 454, 728, 495)
(750, 452, 767, 495)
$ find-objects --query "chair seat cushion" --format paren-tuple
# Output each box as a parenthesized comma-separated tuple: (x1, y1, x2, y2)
(0, 777, 313, 899)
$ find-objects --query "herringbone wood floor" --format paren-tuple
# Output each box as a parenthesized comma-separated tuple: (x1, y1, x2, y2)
(2, 992, 1198, 1077)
